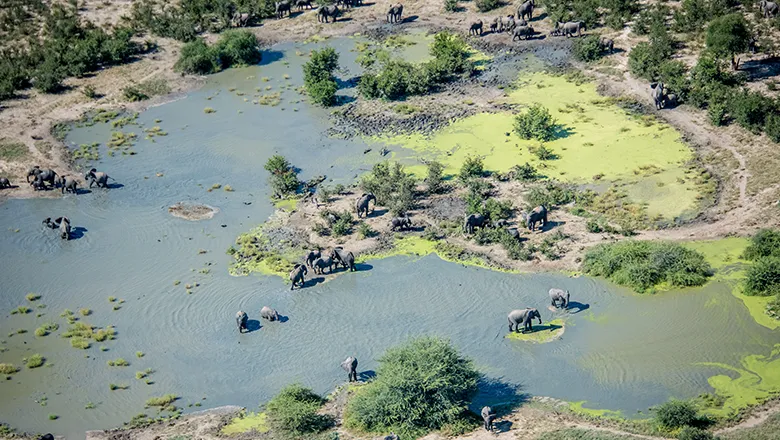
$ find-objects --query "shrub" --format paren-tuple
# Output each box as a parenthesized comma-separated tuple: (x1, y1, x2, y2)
(214, 30, 261, 68)
(744, 257, 780, 297)
(531, 144, 557, 161)
(266, 384, 333, 437)
(146, 394, 178, 407)
(174, 39, 219, 74)
(26, 354, 45, 368)
(344, 337, 479, 439)
(71, 337, 91, 349)
(425, 160, 446, 194)
(601, 0, 638, 29)
(358, 222, 375, 239)
(514, 104, 558, 142)
(359, 161, 417, 215)
(743, 229, 780, 260)
(583, 241, 712, 293)
(459, 156, 484, 182)
(33, 58, 66, 93)
(264, 155, 300, 198)
(444, 0, 459, 12)
(79, 308, 92, 316)
(511, 163, 540, 182)
(659, 61, 690, 102)
(0, 363, 19, 375)
(82, 85, 98, 99)
(572, 35, 604, 62)
(677, 426, 714, 440)
(628, 42, 660, 80)
(708, 102, 727, 126)
(526, 181, 592, 208)
(706, 13, 750, 70)
(303, 47, 339, 106)
(729, 90, 773, 133)
(654, 399, 699, 430)
(332, 211, 353, 237)
(765, 114, 780, 143)
(475, 0, 501, 12)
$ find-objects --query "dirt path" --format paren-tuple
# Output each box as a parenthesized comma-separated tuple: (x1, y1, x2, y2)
(715, 400, 780, 435)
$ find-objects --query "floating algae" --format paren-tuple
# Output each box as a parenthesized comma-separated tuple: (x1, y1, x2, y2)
(505, 319, 565, 343)
(221, 412, 268, 434)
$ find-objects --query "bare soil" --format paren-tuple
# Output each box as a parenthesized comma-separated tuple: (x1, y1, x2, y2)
(168, 203, 220, 221)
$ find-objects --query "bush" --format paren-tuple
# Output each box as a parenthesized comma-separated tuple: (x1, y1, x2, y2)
(304, 47, 340, 107)
(264, 155, 300, 198)
(743, 229, 780, 260)
(511, 162, 540, 181)
(572, 35, 604, 62)
(706, 13, 750, 70)
(583, 241, 712, 293)
(459, 156, 484, 182)
(266, 384, 333, 437)
(344, 337, 479, 439)
(601, 0, 638, 29)
(729, 90, 773, 133)
(659, 61, 690, 102)
(514, 104, 558, 142)
(744, 257, 780, 297)
(628, 42, 660, 80)
(526, 181, 592, 208)
(444, 0, 459, 12)
(214, 30, 261, 68)
(531, 144, 557, 161)
(359, 161, 417, 215)
(677, 426, 714, 440)
(476, 0, 501, 12)
(332, 211, 354, 237)
(654, 399, 699, 430)
(708, 102, 728, 126)
(358, 222, 375, 239)
(174, 39, 219, 74)
(146, 394, 177, 407)
(0, 363, 19, 375)
(123, 85, 149, 102)
(765, 114, 780, 143)
(425, 161, 446, 194)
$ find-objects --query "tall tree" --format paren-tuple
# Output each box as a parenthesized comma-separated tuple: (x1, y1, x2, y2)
(706, 13, 751, 70)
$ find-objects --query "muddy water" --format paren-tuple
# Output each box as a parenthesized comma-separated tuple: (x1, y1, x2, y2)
(1, 36, 779, 438)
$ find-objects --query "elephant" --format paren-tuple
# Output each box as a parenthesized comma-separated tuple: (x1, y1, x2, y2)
(0, 177, 10, 188)
(463, 213, 486, 234)
(490, 16, 503, 33)
(492, 219, 508, 228)
(508, 308, 542, 333)
(56, 216, 71, 240)
(275, 0, 292, 18)
(504, 15, 516, 32)
(387, 4, 403, 23)
(59, 176, 78, 194)
(236, 311, 248, 333)
(512, 25, 535, 41)
(549, 288, 570, 309)
(305, 249, 322, 267)
(600, 37, 614, 53)
(355, 193, 376, 218)
(481, 406, 496, 432)
(290, 263, 308, 290)
(383, 434, 398, 440)
(558, 21, 586, 37)
(295, 0, 313, 10)
(317, 5, 340, 22)
(85, 168, 113, 188)
(524, 205, 547, 231)
(390, 216, 411, 231)
(42, 217, 57, 229)
(341, 356, 358, 382)
(469, 20, 483, 36)
(761, 0, 778, 17)
(232, 12, 250, 26)
(27, 167, 57, 188)
(650, 82, 665, 110)
(32, 178, 47, 191)
(331, 247, 356, 271)
(260, 306, 280, 321)
(336, 0, 353, 9)
(39, 434, 54, 440)
(507, 227, 520, 240)
(312, 256, 335, 274)
(517, 0, 534, 21)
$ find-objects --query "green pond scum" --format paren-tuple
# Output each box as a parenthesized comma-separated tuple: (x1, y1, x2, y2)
(221, 411, 268, 435)
(505, 319, 566, 343)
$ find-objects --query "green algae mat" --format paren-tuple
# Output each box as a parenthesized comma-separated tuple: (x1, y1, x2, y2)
(374, 72, 704, 220)
(505, 319, 565, 343)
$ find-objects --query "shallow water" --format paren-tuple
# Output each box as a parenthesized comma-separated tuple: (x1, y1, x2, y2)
(1, 36, 779, 438)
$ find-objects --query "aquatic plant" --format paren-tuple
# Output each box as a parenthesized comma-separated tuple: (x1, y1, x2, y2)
(34, 322, 58, 337)
(100, 346, 108, 352)
(0, 363, 19, 375)
(345, 337, 479, 439)
(16, 329, 27, 334)
(136, 371, 147, 380)
(71, 337, 90, 349)
(11, 306, 31, 315)
(744, 257, 780, 297)
(108, 296, 116, 302)
(109, 383, 129, 391)
(26, 354, 44, 368)
(266, 385, 332, 436)
(146, 394, 178, 407)
(224, 185, 234, 192)
(108, 358, 129, 367)
(136, 351, 145, 358)
(203, 107, 216, 113)
(583, 241, 712, 293)
(48, 414, 58, 420)
(85, 403, 96, 410)
(79, 308, 91, 316)
(211, 183, 222, 189)
(26, 293, 41, 302)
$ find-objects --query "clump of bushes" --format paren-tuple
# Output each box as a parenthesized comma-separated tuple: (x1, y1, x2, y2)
(525, 181, 593, 209)
(514, 104, 559, 142)
(303, 47, 340, 106)
(0, 363, 19, 375)
(742, 229, 780, 300)
(510, 162, 541, 182)
(360, 161, 417, 216)
(444, 0, 459, 12)
(345, 337, 479, 438)
(264, 155, 300, 199)
(654, 399, 699, 430)
(174, 31, 260, 75)
(26, 354, 45, 368)
(425, 161, 446, 194)
(265, 384, 333, 437)
(475, 0, 501, 12)
(458, 156, 484, 182)
(572, 35, 605, 62)
(583, 241, 712, 293)
(146, 394, 178, 407)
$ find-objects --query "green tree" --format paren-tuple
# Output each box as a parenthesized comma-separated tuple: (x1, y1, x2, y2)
(264, 155, 299, 199)
(344, 337, 480, 439)
(459, 156, 484, 182)
(214, 30, 261, 68)
(266, 384, 333, 437)
(706, 13, 751, 70)
(33, 57, 66, 93)
(359, 161, 417, 215)
(658, 60, 690, 102)
(303, 47, 339, 106)
(425, 160, 446, 194)
(174, 39, 219, 74)
(475, 0, 500, 12)
(629, 42, 659, 80)
(572, 35, 604, 62)
(514, 104, 558, 142)
(765, 114, 780, 143)
(653, 399, 699, 430)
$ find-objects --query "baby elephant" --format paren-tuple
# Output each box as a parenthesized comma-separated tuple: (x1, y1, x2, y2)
(260, 306, 280, 321)
(481, 406, 496, 432)
(341, 356, 358, 382)
(312, 256, 334, 274)
(390, 216, 411, 231)
(236, 311, 248, 333)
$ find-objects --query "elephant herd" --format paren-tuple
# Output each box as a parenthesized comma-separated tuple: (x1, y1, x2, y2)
(291, 246, 357, 289)
(27, 166, 114, 193)
(508, 288, 570, 334)
(463, 205, 548, 237)
(271, 0, 402, 24)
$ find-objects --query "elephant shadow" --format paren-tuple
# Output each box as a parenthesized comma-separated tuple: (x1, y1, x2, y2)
(73, 188, 92, 195)
(69, 227, 88, 240)
(366, 208, 388, 218)
(336, 17, 353, 23)
(303, 276, 327, 288)
(277, 315, 290, 323)
(539, 220, 565, 232)
(525, 322, 562, 334)
(104, 182, 124, 189)
(289, 11, 304, 19)
(358, 370, 376, 381)
(565, 301, 589, 314)
(353, 262, 372, 272)
(401, 15, 418, 23)
(532, 12, 548, 22)
(245, 319, 262, 333)
(360, 1, 376, 6)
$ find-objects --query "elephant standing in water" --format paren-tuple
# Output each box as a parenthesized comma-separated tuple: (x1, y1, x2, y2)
(508, 308, 542, 333)
(355, 193, 376, 218)
(524, 205, 547, 231)
(341, 356, 358, 382)
(260, 306, 280, 321)
(481, 406, 496, 431)
(236, 311, 248, 333)
(331, 247, 356, 271)
(59, 176, 78, 194)
(549, 288, 570, 309)
(85, 168, 113, 188)
(289, 264, 308, 290)
(312, 256, 335, 274)
(43, 216, 71, 239)
(463, 213, 486, 234)
(0, 177, 10, 188)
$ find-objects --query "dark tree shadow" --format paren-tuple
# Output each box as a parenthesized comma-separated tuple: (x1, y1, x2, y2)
(335, 95, 356, 105)
(566, 301, 590, 314)
(245, 319, 262, 333)
(69, 226, 88, 240)
(741, 56, 780, 81)
(401, 15, 418, 23)
(472, 377, 529, 432)
(259, 50, 285, 66)
(358, 370, 376, 381)
(336, 76, 360, 89)
(289, 11, 304, 19)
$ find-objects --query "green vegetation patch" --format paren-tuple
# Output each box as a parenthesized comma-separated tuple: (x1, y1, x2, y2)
(536, 428, 647, 440)
(146, 394, 177, 407)
(505, 319, 565, 343)
(0, 363, 19, 375)
(583, 241, 712, 293)
(266, 385, 332, 437)
(720, 412, 780, 440)
(0, 139, 30, 161)
(221, 411, 269, 435)
(26, 354, 45, 368)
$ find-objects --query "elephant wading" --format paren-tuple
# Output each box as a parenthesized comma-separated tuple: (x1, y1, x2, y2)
(469, 20, 483, 36)
(557, 21, 585, 37)
(59, 176, 78, 194)
(517, 0, 534, 21)
(289, 264, 308, 290)
(512, 25, 534, 41)
(236, 311, 248, 333)
(549, 288, 570, 309)
(341, 356, 358, 382)
(390, 216, 411, 231)
(387, 4, 403, 23)
(481, 406, 496, 432)
(260, 306, 280, 321)
(331, 247, 356, 271)
(85, 168, 113, 188)
(463, 213, 486, 234)
(305, 249, 322, 267)
(355, 193, 376, 218)
(312, 256, 335, 274)
(508, 308, 542, 333)
(524, 205, 547, 231)
(0, 177, 10, 188)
